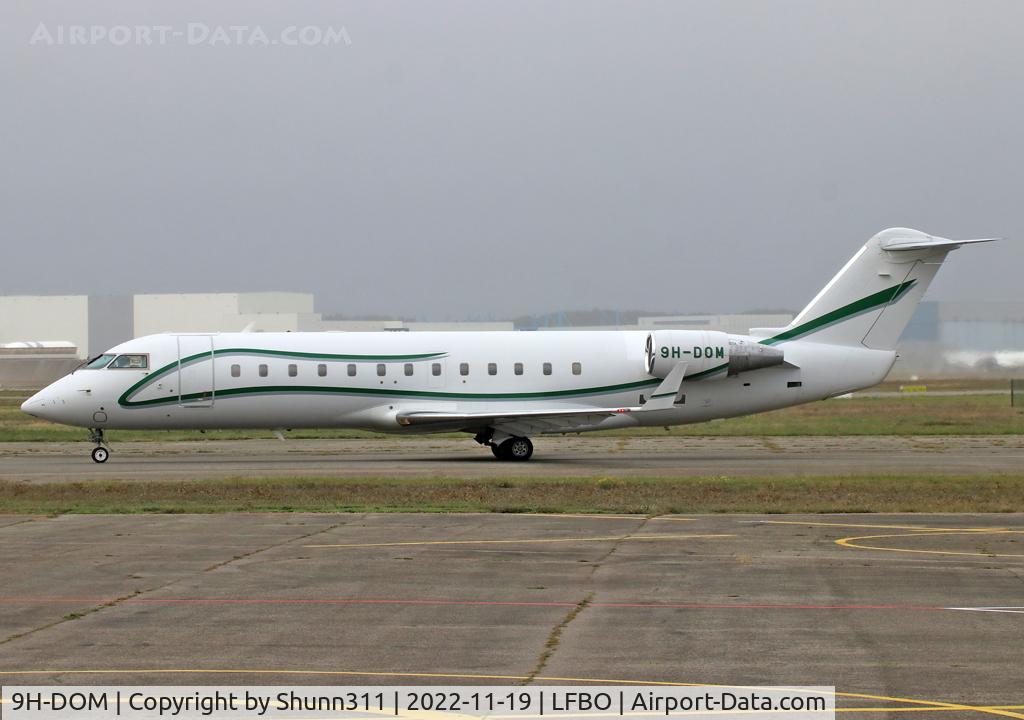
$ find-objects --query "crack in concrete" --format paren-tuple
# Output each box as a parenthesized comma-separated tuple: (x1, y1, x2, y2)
(522, 592, 593, 685)
(0, 516, 44, 530)
(522, 517, 653, 684)
(198, 519, 346, 573)
(0, 589, 147, 647)
(0, 517, 349, 647)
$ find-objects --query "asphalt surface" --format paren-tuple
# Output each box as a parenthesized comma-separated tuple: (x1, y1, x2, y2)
(2, 435, 1023, 481)
(0, 512, 1021, 717)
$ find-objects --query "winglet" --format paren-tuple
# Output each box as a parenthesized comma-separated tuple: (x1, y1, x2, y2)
(642, 362, 687, 411)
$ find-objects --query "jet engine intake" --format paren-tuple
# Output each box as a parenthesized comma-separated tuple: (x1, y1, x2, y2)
(646, 330, 730, 378)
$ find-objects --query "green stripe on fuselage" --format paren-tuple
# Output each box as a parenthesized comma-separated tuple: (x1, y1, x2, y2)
(119, 378, 663, 408)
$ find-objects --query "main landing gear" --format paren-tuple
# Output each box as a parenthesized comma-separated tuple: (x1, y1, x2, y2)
(476, 431, 534, 462)
(89, 428, 109, 463)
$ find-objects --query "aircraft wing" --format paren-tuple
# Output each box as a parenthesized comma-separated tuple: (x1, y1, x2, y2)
(396, 406, 637, 435)
(395, 365, 689, 435)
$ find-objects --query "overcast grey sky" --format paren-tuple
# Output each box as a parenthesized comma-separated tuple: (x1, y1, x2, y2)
(2, 1, 1021, 319)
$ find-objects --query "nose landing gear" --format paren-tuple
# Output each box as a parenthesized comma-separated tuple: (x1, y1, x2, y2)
(88, 428, 109, 463)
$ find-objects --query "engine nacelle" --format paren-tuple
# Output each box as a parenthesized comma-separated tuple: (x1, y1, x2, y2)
(645, 331, 785, 379)
(726, 338, 785, 376)
(645, 330, 730, 378)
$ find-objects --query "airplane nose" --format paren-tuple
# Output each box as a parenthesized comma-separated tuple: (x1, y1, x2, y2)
(20, 390, 59, 421)
(20, 377, 90, 426)
(20, 393, 41, 416)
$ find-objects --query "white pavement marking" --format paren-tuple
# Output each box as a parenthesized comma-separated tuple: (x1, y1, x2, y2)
(946, 606, 1024, 614)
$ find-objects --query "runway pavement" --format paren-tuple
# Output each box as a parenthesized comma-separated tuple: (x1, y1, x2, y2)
(0, 512, 1021, 717)
(2, 435, 1023, 481)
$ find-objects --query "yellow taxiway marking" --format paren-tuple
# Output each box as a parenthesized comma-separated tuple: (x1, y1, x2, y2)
(837, 691, 1024, 720)
(306, 533, 734, 549)
(762, 521, 1008, 533)
(489, 710, 1024, 719)
(835, 530, 1024, 558)
(517, 514, 695, 522)
(836, 708, 1024, 714)
(0, 670, 1019, 719)
(760, 520, 1024, 559)
(518, 513, 645, 520)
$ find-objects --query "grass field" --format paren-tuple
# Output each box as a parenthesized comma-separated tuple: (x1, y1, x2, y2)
(4, 387, 1022, 441)
(1, 474, 1021, 514)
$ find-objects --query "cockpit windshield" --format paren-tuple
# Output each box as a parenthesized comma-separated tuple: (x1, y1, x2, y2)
(108, 354, 149, 369)
(82, 354, 116, 370)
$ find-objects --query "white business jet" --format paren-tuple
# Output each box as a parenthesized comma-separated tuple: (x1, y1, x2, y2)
(22, 228, 995, 463)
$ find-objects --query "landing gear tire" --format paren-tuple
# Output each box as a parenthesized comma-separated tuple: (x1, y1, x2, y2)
(88, 428, 108, 463)
(495, 436, 533, 462)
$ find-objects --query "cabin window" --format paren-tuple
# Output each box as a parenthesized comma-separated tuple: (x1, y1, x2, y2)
(488, 362, 497, 376)
(317, 364, 327, 377)
(788, 381, 803, 388)
(347, 364, 357, 377)
(404, 363, 414, 376)
(109, 354, 149, 369)
(258, 364, 268, 377)
(288, 364, 298, 377)
(83, 354, 116, 370)
(377, 363, 387, 377)
(230, 364, 241, 378)
(514, 362, 523, 376)
(431, 363, 442, 376)
(572, 362, 582, 375)
(460, 362, 469, 376)
(543, 362, 552, 376)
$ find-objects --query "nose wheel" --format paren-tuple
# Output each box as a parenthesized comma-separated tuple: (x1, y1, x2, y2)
(88, 428, 110, 463)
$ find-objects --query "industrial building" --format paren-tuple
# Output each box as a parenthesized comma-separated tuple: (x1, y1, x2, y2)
(0, 342, 81, 389)
(636, 313, 794, 335)
(0, 295, 137, 360)
(0, 295, 94, 359)
(133, 293, 318, 336)
(534, 314, 793, 335)
(896, 301, 1024, 376)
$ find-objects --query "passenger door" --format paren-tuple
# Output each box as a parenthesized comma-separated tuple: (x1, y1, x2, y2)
(177, 335, 215, 407)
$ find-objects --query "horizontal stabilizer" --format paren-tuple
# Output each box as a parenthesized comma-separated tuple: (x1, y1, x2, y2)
(879, 234, 1001, 252)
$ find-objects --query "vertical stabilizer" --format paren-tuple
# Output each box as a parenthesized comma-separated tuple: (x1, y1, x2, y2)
(763, 228, 997, 350)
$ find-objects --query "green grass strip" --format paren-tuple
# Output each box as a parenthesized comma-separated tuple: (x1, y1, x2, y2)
(1, 475, 1021, 515)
